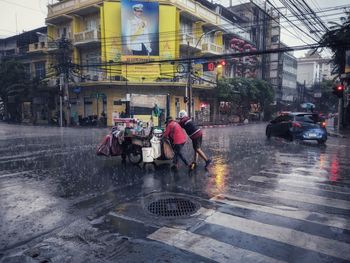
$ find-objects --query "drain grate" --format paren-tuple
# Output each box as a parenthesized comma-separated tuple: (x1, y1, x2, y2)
(147, 197, 199, 217)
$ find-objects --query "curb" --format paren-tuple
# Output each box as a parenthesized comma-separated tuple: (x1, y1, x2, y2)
(327, 132, 347, 138)
(199, 123, 248, 129)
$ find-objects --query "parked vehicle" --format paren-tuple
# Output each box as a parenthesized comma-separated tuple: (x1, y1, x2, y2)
(266, 112, 327, 144)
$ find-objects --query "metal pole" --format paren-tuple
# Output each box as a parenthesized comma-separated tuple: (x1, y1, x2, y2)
(187, 41, 192, 118)
(59, 74, 64, 127)
(337, 97, 342, 133)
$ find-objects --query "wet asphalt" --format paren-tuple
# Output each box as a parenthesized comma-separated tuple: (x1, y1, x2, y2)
(0, 122, 349, 263)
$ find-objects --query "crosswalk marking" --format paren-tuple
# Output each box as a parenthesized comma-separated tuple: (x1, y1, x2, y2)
(256, 187, 350, 210)
(206, 211, 350, 261)
(259, 171, 329, 182)
(211, 195, 350, 230)
(248, 176, 350, 194)
(148, 227, 286, 263)
(231, 185, 350, 210)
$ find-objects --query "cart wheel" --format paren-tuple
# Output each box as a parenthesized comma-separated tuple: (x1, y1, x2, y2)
(127, 145, 142, 164)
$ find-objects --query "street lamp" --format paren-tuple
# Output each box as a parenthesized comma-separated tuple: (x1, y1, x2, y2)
(187, 29, 216, 118)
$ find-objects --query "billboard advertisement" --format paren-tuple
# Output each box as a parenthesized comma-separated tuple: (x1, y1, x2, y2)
(121, 0, 159, 56)
(346, 50, 350, 73)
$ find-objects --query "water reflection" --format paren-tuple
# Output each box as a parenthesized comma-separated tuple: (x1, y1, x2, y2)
(205, 157, 229, 195)
(330, 155, 340, 182)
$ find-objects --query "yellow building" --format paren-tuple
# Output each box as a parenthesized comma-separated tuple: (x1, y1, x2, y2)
(45, 0, 251, 126)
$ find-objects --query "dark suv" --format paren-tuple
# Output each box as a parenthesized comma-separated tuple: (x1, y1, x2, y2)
(266, 112, 327, 144)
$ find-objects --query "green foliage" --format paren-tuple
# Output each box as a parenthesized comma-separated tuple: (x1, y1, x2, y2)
(217, 77, 275, 120)
(0, 59, 27, 100)
(319, 11, 350, 75)
(317, 80, 338, 113)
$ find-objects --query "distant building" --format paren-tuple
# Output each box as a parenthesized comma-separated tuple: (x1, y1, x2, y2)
(297, 50, 334, 88)
(0, 27, 52, 124)
(228, 1, 286, 106)
(280, 43, 298, 103)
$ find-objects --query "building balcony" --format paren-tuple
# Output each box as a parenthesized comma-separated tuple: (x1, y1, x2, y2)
(46, 0, 102, 24)
(180, 33, 202, 51)
(170, 0, 251, 42)
(74, 29, 101, 46)
(28, 42, 48, 53)
(47, 33, 73, 51)
(201, 42, 223, 55)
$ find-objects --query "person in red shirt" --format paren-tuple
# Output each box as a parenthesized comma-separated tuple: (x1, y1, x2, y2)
(178, 110, 212, 170)
(163, 116, 189, 170)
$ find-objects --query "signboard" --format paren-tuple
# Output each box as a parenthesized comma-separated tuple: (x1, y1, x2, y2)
(121, 0, 160, 77)
(121, 0, 159, 56)
(346, 50, 350, 73)
(203, 62, 216, 72)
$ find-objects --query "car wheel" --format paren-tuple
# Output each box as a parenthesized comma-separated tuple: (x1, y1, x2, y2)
(317, 139, 326, 145)
(266, 127, 272, 139)
(288, 132, 294, 142)
(127, 145, 142, 164)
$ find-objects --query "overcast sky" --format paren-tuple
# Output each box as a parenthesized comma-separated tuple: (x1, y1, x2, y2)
(0, 0, 349, 57)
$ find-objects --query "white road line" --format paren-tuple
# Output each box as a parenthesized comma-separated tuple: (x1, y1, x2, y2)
(0, 170, 35, 179)
(148, 227, 286, 263)
(258, 187, 350, 210)
(248, 176, 350, 194)
(231, 183, 350, 210)
(259, 171, 329, 182)
(211, 195, 350, 230)
(206, 212, 350, 261)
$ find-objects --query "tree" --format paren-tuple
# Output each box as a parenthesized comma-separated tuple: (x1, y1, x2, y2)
(315, 80, 338, 113)
(319, 11, 350, 75)
(0, 59, 27, 121)
(218, 77, 274, 121)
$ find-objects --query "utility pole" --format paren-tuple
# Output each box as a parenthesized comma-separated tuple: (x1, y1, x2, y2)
(59, 74, 64, 127)
(187, 41, 192, 118)
(337, 97, 342, 133)
(57, 36, 71, 126)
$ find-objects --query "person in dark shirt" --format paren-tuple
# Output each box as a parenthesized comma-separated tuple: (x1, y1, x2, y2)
(178, 110, 212, 170)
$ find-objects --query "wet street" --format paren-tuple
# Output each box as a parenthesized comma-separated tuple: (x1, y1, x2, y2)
(0, 122, 349, 263)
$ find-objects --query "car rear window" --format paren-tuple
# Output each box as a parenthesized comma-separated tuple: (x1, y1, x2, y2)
(295, 114, 319, 123)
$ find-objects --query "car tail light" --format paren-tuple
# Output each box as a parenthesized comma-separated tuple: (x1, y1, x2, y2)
(292, 121, 302, 128)
(321, 121, 326, 128)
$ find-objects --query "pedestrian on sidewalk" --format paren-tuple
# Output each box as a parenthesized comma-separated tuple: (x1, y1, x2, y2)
(163, 116, 189, 170)
(178, 110, 212, 170)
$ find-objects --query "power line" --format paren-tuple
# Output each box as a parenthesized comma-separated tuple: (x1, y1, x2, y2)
(0, 0, 44, 14)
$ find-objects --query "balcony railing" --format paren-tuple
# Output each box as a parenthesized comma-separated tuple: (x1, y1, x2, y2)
(180, 33, 202, 49)
(47, 0, 102, 20)
(202, 42, 223, 54)
(74, 29, 101, 45)
(170, 0, 251, 42)
(28, 42, 48, 53)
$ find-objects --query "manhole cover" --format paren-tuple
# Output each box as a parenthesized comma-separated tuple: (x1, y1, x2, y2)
(147, 197, 199, 218)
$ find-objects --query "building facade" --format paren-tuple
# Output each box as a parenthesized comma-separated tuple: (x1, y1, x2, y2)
(297, 50, 334, 88)
(228, 1, 284, 105)
(45, 0, 255, 126)
(280, 43, 297, 104)
(0, 27, 54, 124)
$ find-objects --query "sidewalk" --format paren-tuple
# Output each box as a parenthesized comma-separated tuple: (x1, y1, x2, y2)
(327, 128, 349, 138)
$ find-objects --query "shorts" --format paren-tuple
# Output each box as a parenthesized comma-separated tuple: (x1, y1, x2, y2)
(192, 135, 202, 150)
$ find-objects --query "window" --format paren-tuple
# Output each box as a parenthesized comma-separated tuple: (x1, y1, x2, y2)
(23, 64, 31, 79)
(35, 62, 46, 79)
(295, 114, 318, 123)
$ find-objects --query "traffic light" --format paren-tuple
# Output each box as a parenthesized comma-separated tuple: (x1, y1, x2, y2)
(202, 62, 216, 72)
(184, 96, 189, 103)
(333, 84, 344, 98)
(216, 60, 226, 68)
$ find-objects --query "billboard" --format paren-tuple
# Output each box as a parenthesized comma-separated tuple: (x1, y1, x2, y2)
(346, 50, 350, 73)
(121, 0, 159, 56)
